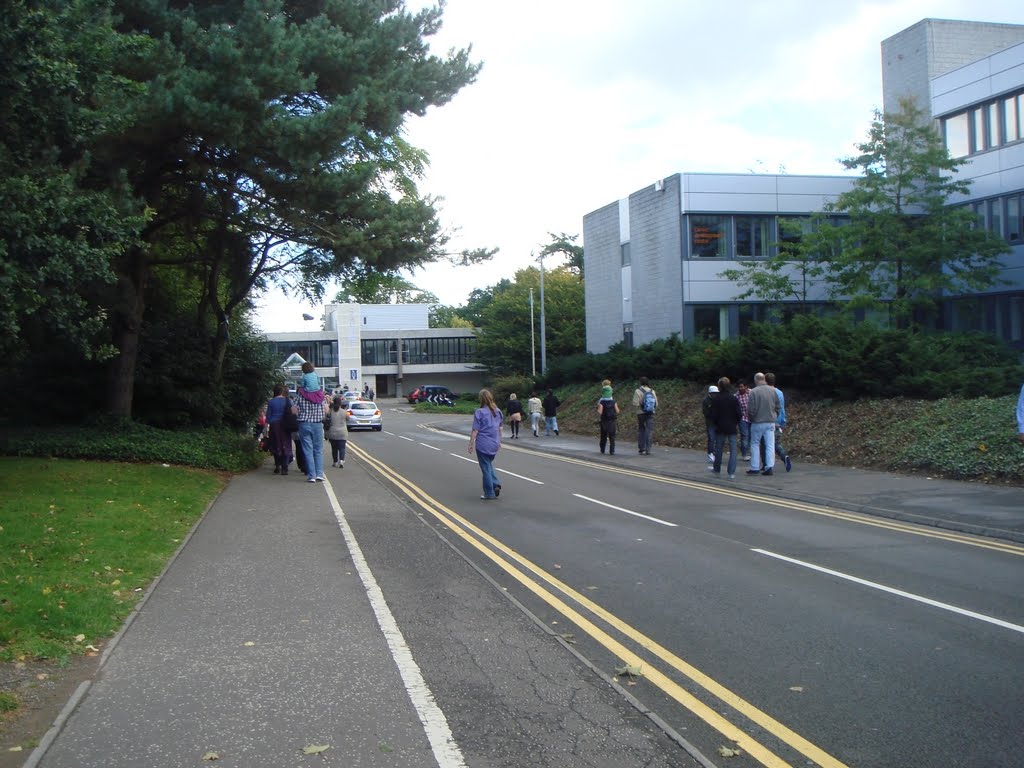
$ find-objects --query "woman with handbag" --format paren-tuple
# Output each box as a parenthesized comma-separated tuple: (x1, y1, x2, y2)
(324, 395, 348, 468)
(265, 384, 297, 475)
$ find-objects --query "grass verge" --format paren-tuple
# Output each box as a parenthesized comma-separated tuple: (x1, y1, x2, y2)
(0, 458, 226, 662)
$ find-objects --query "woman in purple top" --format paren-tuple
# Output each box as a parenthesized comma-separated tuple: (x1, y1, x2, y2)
(468, 389, 503, 500)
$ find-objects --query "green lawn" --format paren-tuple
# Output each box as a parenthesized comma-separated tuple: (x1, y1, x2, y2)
(0, 458, 225, 662)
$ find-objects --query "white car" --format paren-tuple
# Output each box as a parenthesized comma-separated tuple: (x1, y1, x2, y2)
(346, 401, 382, 431)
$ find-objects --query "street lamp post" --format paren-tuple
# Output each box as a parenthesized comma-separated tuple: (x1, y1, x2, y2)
(537, 252, 547, 375)
(529, 288, 536, 377)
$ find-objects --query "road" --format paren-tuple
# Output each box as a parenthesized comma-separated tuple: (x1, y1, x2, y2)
(343, 405, 1024, 768)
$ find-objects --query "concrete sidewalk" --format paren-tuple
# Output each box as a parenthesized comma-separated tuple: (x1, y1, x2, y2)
(28, 460, 448, 768)
(429, 411, 1024, 544)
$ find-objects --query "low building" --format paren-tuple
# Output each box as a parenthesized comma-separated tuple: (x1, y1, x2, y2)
(263, 303, 481, 399)
(583, 18, 1024, 352)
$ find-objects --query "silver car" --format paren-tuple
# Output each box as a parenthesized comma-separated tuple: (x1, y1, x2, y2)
(346, 401, 382, 431)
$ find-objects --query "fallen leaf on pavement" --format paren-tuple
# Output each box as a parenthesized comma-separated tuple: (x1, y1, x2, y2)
(718, 746, 743, 757)
(201, 751, 220, 761)
(301, 744, 331, 755)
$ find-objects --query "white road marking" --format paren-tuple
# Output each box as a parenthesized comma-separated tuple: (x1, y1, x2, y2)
(573, 494, 678, 527)
(419, 442, 441, 451)
(753, 549, 1024, 635)
(399, 435, 415, 442)
(322, 481, 467, 767)
(449, 453, 477, 464)
(496, 468, 544, 485)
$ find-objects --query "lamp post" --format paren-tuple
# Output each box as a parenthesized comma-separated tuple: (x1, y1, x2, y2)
(537, 252, 547, 375)
(529, 288, 536, 377)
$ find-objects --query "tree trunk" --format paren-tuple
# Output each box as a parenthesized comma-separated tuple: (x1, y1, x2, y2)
(105, 253, 149, 418)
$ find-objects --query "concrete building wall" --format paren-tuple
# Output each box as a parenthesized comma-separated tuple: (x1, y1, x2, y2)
(583, 200, 625, 353)
(628, 175, 683, 346)
(882, 19, 1024, 114)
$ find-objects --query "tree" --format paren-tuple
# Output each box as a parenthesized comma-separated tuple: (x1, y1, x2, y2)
(821, 99, 1007, 325)
(331, 267, 439, 305)
(720, 100, 1008, 327)
(539, 232, 584, 277)
(474, 267, 584, 374)
(0, 0, 147, 365)
(86, 0, 479, 416)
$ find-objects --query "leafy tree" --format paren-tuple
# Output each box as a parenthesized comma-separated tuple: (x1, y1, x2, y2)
(721, 100, 1008, 327)
(84, 0, 479, 417)
(0, 0, 147, 364)
(455, 280, 512, 327)
(429, 305, 473, 328)
(330, 267, 438, 305)
(539, 232, 584, 277)
(474, 267, 584, 374)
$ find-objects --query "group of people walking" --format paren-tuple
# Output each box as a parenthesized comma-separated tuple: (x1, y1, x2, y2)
(702, 372, 792, 479)
(261, 362, 350, 483)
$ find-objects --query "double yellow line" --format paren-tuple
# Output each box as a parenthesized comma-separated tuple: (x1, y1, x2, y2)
(349, 442, 850, 768)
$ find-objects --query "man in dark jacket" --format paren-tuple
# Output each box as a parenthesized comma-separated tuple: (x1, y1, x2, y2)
(709, 378, 742, 478)
(542, 389, 560, 436)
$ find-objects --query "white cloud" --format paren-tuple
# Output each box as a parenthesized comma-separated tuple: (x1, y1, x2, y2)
(254, 1, 1023, 331)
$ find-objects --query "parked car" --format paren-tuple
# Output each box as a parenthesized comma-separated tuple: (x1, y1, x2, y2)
(407, 385, 456, 406)
(346, 401, 382, 431)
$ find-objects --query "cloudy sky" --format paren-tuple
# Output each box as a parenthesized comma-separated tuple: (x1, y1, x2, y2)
(255, 1, 1022, 332)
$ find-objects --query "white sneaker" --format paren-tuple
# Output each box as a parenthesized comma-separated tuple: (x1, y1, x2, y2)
(707, 453, 715, 463)
(315, 476, 326, 482)
(338, 461, 345, 468)
(331, 461, 338, 467)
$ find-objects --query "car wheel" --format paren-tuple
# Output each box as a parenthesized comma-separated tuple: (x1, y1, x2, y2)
(373, 426, 382, 431)
(346, 426, 352, 432)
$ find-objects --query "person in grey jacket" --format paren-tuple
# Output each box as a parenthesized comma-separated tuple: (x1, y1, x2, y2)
(324, 395, 348, 468)
(746, 372, 780, 476)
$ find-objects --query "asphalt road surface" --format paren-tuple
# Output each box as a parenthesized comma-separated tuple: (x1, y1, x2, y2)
(342, 405, 1024, 768)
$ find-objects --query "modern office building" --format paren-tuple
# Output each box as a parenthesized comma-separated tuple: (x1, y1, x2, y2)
(583, 19, 1024, 353)
(264, 303, 481, 398)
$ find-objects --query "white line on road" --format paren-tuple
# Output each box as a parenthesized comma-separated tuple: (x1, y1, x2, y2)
(399, 435, 415, 442)
(449, 453, 477, 463)
(419, 443, 441, 451)
(573, 494, 678, 527)
(496, 468, 544, 485)
(753, 549, 1024, 635)
(322, 481, 467, 767)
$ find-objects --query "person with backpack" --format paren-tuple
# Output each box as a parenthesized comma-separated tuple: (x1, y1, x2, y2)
(542, 389, 561, 436)
(596, 384, 620, 454)
(632, 377, 658, 455)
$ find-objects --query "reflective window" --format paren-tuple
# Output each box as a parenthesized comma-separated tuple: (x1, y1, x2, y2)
(944, 112, 969, 157)
(971, 107, 986, 153)
(1005, 95, 1020, 143)
(1008, 195, 1021, 243)
(690, 216, 729, 258)
(986, 103, 999, 149)
(735, 216, 773, 258)
(621, 242, 631, 266)
(988, 199, 1003, 237)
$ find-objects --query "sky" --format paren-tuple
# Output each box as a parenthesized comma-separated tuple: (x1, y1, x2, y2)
(254, 1, 1022, 333)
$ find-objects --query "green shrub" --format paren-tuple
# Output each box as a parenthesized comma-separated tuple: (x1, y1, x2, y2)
(0, 423, 262, 472)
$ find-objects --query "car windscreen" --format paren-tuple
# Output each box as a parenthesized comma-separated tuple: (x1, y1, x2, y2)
(350, 402, 377, 411)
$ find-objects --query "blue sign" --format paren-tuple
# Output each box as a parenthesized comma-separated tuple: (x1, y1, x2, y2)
(350, 369, 358, 380)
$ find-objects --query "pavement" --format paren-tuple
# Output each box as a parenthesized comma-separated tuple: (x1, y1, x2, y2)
(22, 402, 1024, 768)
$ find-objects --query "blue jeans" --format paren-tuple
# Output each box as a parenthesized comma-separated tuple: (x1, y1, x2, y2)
(476, 451, 499, 498)
(298, 421, 325, 480)
(739, 421, 751, 457)
(749, 422, 775, 471)
(637, 414, 654, 453)
(545, 416, 558, 435)
(713, 432, 738, 476)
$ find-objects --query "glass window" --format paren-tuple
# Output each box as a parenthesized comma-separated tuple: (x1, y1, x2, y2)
(1005, 95, 1020, 143)
(970, 201, 987, 230)
(735, 216, 773, 258)
(1007, 195, 1021, 243)
(988, 199, 1003, 237)
(944, 112, 969, 157)
(971, 107, 986, 153)
(690, 215, 729, 258)
(986, 102, 999, 149)
(621, 242, 631, 266)
(622, 323, 633, 349)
